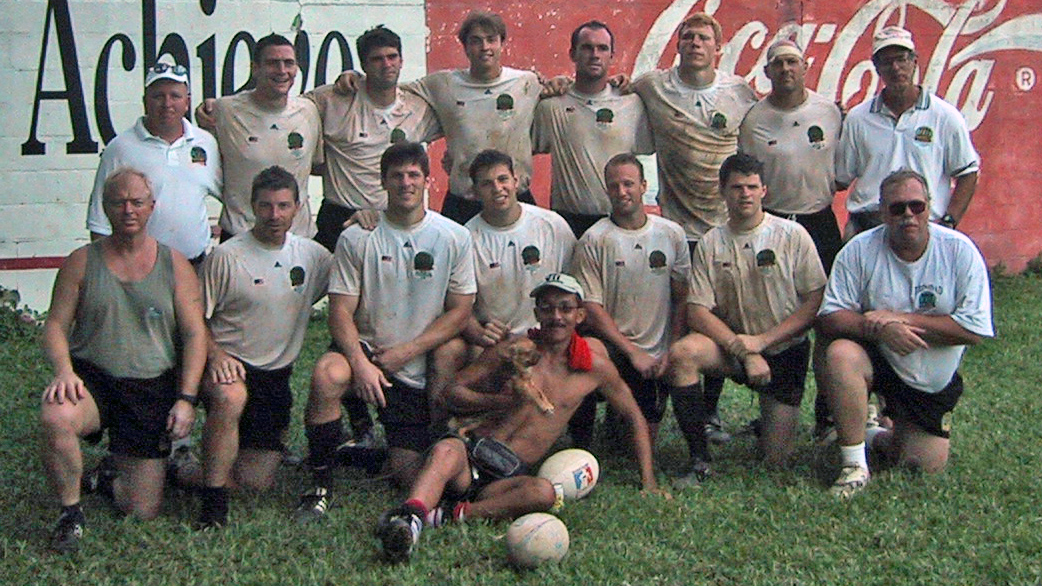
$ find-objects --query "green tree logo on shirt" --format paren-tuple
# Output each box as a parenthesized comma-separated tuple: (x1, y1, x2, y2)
(290, 266, 305, 288)
(649, 250, 667, 270)
(496, 94, 514, 111)
(710, 111, 727, 130)
(521, 245, 541, 268)
(807, 125, 825, 143)
(595, 108, 614, 125)
(414, 251, 435, 279)
(190, 146, 207, 164)
(288, 132, 304, 150)
(390, 128, 407, 143)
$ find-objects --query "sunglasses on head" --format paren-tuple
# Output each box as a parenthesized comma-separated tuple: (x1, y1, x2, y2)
(150, 63, 188, 76)
(887, 200, 927, 216)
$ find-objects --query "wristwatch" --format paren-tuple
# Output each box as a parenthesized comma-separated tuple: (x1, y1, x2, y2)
(176, 393, 200, 406)
(940, 213, 957, 228)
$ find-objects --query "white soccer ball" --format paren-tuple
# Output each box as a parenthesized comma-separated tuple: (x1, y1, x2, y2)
(537, 448, 599, 500)
(505, 512, 569, 569)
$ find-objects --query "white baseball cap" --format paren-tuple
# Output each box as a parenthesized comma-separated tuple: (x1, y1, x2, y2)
(145, 63, 189, 88)
(872, 26, 915, 56)
(530, 273, 585, 301)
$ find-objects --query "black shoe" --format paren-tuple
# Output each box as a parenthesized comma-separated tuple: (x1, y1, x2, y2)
(81, 456, 116, 499)
(293, 487, 331, 523)
(335, 440, 388, 475)
(672, 459, 713, 490)
(195, 487, 228, 531)
(49, 509, 85, 553)
(376, 507, 422, 563)
(193, 510, 227, 531)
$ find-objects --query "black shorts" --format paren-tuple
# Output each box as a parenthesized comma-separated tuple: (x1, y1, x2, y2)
(328, 341, 436, 453)
(314, 199, 359, 253)
(74, 357, 178, 459)
(446, 434, 530, 501)
(728, 339, 810, 407)
(555, 210, 607, 239)
(602, 339, 668, 424)
(238, 362, 294, 451)
(441, 190, 536, 225)
(866, 345, 963, 438)
(766, 205, 843, 275)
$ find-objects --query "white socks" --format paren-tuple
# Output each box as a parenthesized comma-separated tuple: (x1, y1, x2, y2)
(840, 441, 868, 470)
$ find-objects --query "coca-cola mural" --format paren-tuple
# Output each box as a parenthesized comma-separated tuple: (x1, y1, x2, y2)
(429, 0, 1042, 270)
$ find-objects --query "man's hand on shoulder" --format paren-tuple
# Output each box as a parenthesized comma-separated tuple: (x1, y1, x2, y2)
(540, 75, 573, 98)
(335, 70, 362, 95)
(194, 98, 218, 131)
(343, 209, 380, 231)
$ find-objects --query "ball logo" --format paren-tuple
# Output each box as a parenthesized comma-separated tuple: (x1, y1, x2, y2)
(571, 464, 595, 491)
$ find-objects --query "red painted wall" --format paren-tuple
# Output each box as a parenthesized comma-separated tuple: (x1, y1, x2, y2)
(425, 0, 1042, 271)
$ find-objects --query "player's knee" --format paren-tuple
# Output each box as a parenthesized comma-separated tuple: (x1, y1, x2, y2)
(823, 339, 864, 371)
(121, 491, 163, 520)
(39, 403, 78, 438)
(205, 382, 247, 419)
(526, 477, 558, 511)
(427, 438, 466, 470)
(667, 336, 702, 379)
(310, 354, 351, 401)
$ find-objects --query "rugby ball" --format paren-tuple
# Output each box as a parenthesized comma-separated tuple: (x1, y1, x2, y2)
(505, 512, 569, 569)
(537, 448, 599, 500)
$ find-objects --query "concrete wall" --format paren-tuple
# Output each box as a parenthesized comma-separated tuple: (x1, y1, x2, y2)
(3, 0, 1041, 309)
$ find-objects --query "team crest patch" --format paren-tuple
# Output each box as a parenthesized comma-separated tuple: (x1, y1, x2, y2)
(807, 125, 825, 147)
(496, 93, 515, 114)
(413, 251, 434, 279)
(648, 250, 667, 271)
(710, 111, 727, 130)
(290, 266, 306, 292)
(521, 245, 541, 268)
(190, 146, 207, 164)
(287, 132, 304, 150)
(755, 249, 776, 268)
(914, 126, 934, 143)
(917, 290, 937, 310)
(390, 127, 407, 143)
(595, 108, 614, 126)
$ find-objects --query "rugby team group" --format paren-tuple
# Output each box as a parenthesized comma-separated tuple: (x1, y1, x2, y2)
(38, 9, 994, 561)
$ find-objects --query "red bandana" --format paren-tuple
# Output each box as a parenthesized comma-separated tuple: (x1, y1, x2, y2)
(527, 329, 593, 372)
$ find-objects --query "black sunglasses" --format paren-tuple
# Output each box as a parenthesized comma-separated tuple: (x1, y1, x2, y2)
(887, 200, 927, 216)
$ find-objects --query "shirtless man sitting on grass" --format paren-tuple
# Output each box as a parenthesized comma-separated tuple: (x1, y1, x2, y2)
(374, 272, 669, 562)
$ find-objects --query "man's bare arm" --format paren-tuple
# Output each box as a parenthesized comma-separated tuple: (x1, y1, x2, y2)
(328, 292, 391, 407)
(582, 301, 658, 377)
(733, 288, 824, 355)
(41, 248, 89, 404)
(592, 340, 666, 496)
(441, 337, 522, 415)
(945, 171, 978, 227)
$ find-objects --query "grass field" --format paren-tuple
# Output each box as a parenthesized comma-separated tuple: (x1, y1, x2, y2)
(1, 276, 1040, 586)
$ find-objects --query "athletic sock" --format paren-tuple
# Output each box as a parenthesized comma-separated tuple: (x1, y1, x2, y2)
(305, 419, 343, 487)
(403, 498, 428, 521)
(669, 382, 710, 463)
(839, 442, 869, 470)
(199, 486, 228, 526)
(60, 503, 85, 522)
(703, 375, 725, 415)
(452, 501, 470, 523)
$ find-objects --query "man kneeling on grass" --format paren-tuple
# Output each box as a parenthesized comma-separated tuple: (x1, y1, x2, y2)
(375, 273, 669, 562)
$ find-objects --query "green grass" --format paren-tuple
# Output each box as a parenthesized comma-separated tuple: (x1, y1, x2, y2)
(1, 277, 1040, 585)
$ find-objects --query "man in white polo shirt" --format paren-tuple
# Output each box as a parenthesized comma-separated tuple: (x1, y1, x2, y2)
(836, 26, 979, 236)
(86, 62, 221, 265)
(531, 20, 653, 237)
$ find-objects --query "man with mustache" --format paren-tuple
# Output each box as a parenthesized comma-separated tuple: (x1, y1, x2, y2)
(817, 170, 992, 498)
(835, 26, 979, 237)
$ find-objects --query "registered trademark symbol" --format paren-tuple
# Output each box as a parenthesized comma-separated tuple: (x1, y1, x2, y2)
(1016, 67, 1036, 91)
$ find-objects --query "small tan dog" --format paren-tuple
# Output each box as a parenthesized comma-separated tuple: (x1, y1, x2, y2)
(451, 336, 553, 437)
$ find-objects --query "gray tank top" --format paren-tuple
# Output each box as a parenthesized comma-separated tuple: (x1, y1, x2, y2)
(69, 241, 178, 378)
